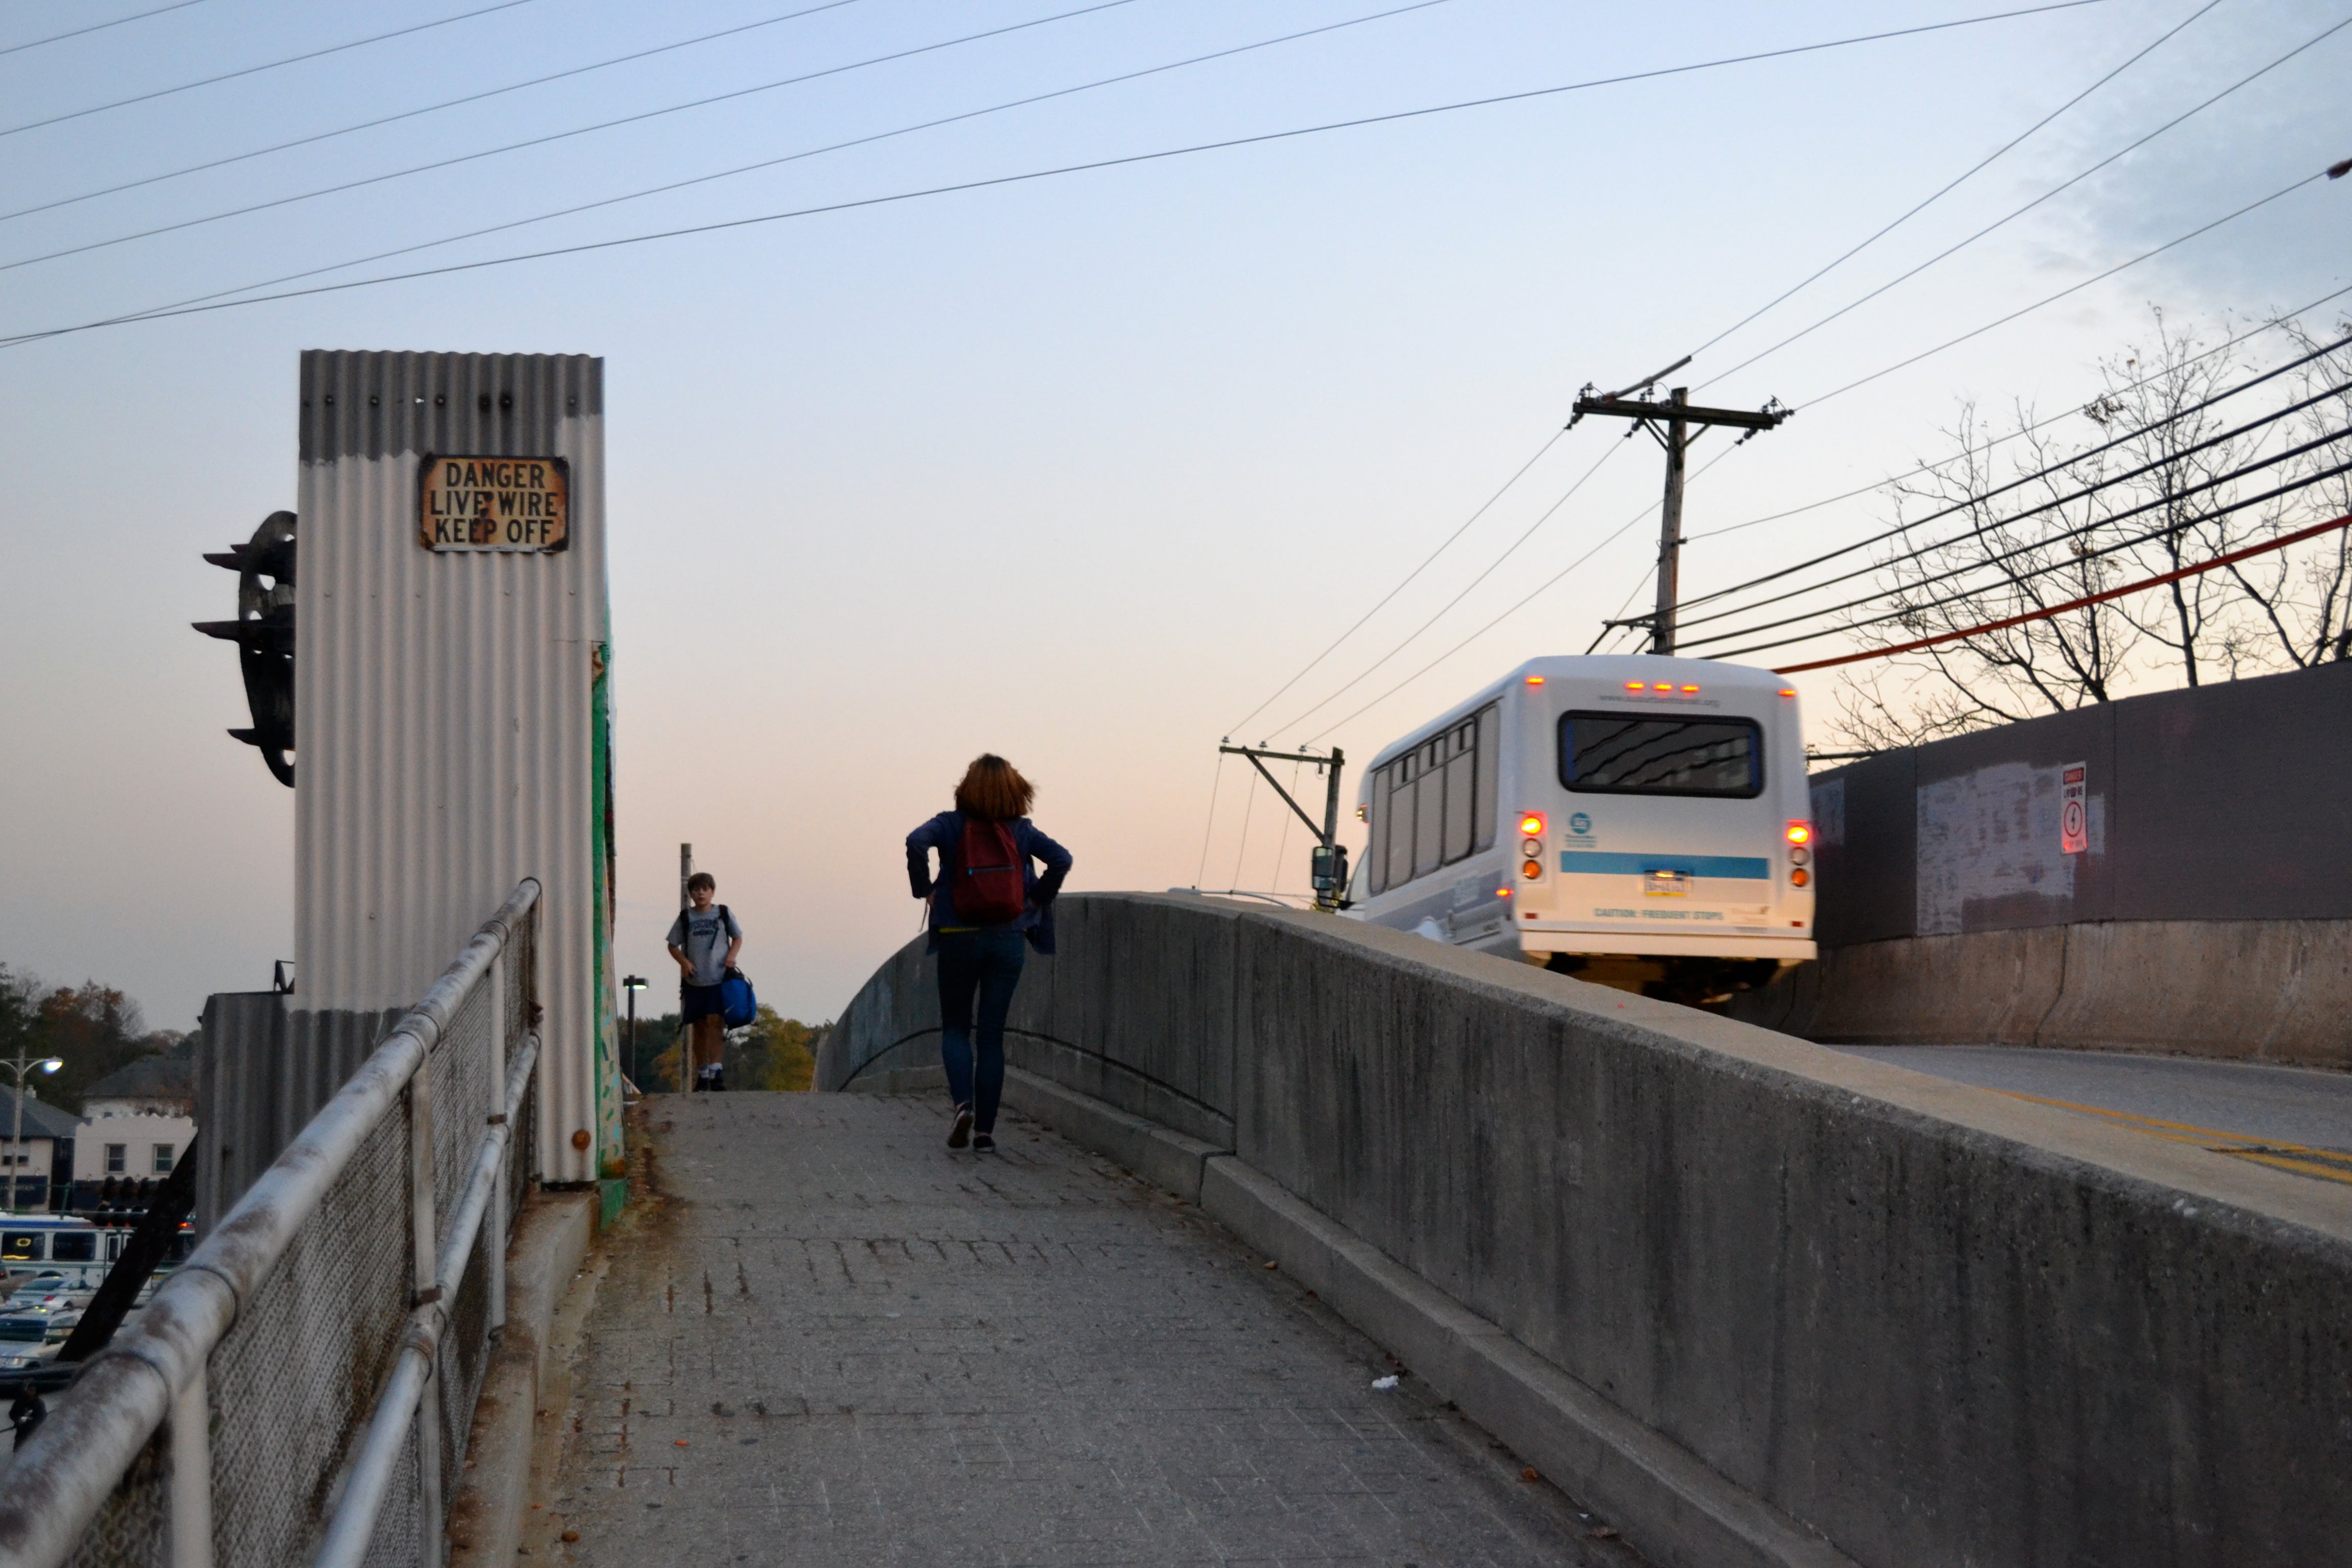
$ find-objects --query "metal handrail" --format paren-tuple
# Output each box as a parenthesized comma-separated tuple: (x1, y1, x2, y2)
(0, 879, 542, 1568)
(311, 1030, 538, 1568)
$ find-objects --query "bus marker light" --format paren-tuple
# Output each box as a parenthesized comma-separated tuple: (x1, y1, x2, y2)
(1526, 674, 1546, 685)
(1680, 684, 1700, 694)
(1652, 682, 1673, 692)
(1778, 687, 1797, 698)
(1785, 821, 1812, 845)
(1624, 681, 1644, 692)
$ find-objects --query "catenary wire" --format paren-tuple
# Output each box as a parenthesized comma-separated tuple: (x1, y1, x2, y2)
(1267, 442, 1624, 738)
(0, 0, 539, 139)
(0, 0, 209, 59)
(0, 0, 2114, 348)
(24, 0, 1458, 343)
(1695, 10, 2352, 391)
(1225, 423, 1563, 737)
(0, 0, 1145, 274)
(1675, 337, 2352, 629)
(1686, 0, 2226, 363)
(1685, 427, 2352, 654)
(0, 0, 875, 226)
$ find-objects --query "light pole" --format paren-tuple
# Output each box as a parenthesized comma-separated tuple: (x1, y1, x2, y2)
(5, 1051, 63, 1214)
(622, 976, 647, 1085)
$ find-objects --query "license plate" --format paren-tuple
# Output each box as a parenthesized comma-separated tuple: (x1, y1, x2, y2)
(1644, 870, 1686, 898)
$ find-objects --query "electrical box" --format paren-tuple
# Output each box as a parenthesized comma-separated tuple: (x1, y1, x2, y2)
(292, 351, 619, 1184)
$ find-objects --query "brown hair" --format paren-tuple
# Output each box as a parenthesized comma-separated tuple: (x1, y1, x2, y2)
(686, 872, 715, 894)
(954, 754, 1035, 821)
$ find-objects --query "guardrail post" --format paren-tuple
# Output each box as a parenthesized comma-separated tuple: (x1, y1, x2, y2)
(487, 954, 507, 1335)
(169, 1366, 212, 1568)
(408, 1056, 443, 1565)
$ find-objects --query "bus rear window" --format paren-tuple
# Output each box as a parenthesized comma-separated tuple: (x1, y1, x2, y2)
(1559, 713, 1762, 797)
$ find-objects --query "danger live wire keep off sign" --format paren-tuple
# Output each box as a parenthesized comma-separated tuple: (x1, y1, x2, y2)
(418, 454, 570, 552)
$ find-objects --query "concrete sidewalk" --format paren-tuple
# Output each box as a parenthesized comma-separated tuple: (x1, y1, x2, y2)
(538, 1092, 1637, 1567)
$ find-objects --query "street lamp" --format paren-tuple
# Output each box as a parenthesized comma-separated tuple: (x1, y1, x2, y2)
(5, 1051, 63, 1215)
(622, 976, 647, 1086)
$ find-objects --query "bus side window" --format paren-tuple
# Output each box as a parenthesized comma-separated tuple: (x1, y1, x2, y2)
(1387, 753, 1417, 889)
(51, 1232, 96, 1263)
(1473, 704, 1500, 850)
(2, 1232, 43, 1262)
(1413, 740, 1444, 879)
(1442, 721, 1476, 863)
(1365, 763, 1388, 895)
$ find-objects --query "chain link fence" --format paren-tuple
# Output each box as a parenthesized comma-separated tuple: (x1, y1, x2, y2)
(5, 883, 542, 1568)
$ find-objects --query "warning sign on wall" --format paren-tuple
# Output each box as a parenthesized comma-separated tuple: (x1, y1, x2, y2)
(2060, 762, 2088, 855)
(418, 454, 570, 552)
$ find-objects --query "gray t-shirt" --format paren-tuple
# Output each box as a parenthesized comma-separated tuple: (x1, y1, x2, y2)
(667, 905, 742, 988)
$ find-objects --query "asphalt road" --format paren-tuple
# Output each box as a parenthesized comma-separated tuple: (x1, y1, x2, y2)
(1826, 1044, 2352, 1182)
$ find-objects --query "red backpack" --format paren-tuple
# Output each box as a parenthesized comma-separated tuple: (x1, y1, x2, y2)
(952, 818, 1028, 925)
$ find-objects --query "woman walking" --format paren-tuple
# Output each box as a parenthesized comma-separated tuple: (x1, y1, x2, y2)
(905, 754, 1073, 1151)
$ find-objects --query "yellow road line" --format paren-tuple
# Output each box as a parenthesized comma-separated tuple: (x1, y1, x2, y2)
(1994, 1089, 2352, 1188)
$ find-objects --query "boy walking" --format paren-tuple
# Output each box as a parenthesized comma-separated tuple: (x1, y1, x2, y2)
(666, 873, 743, 1091)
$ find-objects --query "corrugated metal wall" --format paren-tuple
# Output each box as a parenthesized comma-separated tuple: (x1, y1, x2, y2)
(293, 351, 616, 1183)
(1807, 656, 2352, 945)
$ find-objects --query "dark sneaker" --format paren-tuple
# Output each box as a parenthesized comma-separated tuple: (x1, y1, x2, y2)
(972, 1132, 996, 1153)
(948, 1105, 973, 1149)
(710, 1068, 726, 1092)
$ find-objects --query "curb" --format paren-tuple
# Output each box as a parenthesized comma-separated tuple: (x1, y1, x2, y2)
(446, 1189, 595, 1567)
(999, 1068, 1856, 1568)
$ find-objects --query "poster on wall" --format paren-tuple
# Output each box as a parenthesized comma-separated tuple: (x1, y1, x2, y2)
(2060, 762, 2089, 855)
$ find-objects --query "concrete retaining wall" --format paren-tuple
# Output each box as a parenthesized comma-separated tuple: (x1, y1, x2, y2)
(818, 893, 2352, 1568)
(1730, 917, 2352, 1064)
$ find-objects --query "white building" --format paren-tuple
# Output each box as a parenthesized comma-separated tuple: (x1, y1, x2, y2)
(0, 1088, 78, 1212)
(70, 1057, 198, 1214)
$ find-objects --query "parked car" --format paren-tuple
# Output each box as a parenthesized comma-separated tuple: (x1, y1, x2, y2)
(0, 1308, 81, 1373)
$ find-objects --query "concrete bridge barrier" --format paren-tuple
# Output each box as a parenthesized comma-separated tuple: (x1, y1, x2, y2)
(819, 893, 2352, 1568)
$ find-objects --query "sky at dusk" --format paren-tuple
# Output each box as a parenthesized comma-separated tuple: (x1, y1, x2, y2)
(1, 0, 2346, 1032)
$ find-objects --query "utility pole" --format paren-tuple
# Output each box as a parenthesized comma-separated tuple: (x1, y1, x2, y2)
(1216, 744, 1350, 910)
(4, 1048, 62, 1213)
(1570, 358, 1787, 654)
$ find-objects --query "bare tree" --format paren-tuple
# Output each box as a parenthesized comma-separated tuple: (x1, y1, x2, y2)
(1826, 400, 2139, 750)
(2219, 315, 2352, 667)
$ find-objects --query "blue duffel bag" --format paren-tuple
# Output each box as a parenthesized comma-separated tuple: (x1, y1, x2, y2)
(719, 967, 757, 1030)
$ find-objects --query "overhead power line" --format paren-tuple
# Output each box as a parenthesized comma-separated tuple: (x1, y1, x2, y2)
(1686, 0, 2225, 364)
(1791, 163, 2341, 412)
(0, 0, 2114, 349)
(0, 0, 209, 60)
(1225, 424, 1562, 738)
(1677, 329, 2352, 626)
(0, 0, 874, 226)
(1772, 506, 2352, 673)
(0, 0, 540, 139)
(0, 0, 1146, 275)
(17, 0, 1458, 348)
(1696, 9, 2352, 392)
(1690, 429, 2352, 657)
(1683, 287, 2352, 547)
(1264, 442, 1623, 739)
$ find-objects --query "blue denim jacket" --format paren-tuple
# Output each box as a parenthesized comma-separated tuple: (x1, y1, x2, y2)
(905, 812, 1074, 954)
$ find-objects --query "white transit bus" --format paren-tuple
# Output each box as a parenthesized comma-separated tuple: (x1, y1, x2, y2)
(1346, 654, 1815, 1004)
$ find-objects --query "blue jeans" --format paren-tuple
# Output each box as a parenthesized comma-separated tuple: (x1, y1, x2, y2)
(937, 927, 1027, 1133)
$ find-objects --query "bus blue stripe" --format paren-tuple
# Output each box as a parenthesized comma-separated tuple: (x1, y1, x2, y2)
(1558, 852, 1771, 878)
